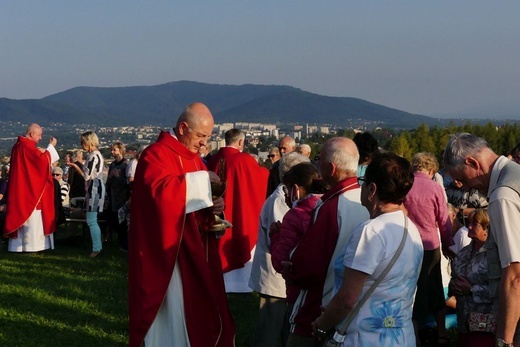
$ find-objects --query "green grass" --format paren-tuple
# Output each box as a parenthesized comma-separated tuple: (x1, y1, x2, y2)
(0, 225, 455, 346)
(0, 226, 128, 347)
(0, 225, 261, 347)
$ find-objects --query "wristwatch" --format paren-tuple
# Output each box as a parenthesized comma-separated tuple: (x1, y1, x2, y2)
(497, 338, 513, 347)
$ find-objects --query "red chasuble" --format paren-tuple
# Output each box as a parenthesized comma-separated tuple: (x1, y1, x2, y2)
(4, 136, 56, 237)
(207, 146, 240, 177)
(208, 147, 268, 272)
(128, 132, 235, 347)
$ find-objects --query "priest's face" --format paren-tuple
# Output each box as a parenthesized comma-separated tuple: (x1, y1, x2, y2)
(28, 127, 43, 144)
(178, 120, 214, 154)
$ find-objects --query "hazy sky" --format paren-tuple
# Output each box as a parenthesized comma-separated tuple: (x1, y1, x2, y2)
(1, 1, 520, 117)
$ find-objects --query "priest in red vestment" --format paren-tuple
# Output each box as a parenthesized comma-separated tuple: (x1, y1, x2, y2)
(128, 103, 235, 347)
(208, 129, 268, 292)
(4, 123, 59, 252)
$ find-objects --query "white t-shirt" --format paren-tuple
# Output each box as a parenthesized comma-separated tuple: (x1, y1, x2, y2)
(126, 158, 137, 184)
(488, 156, 520, 267)
(336, 210, 424, 347)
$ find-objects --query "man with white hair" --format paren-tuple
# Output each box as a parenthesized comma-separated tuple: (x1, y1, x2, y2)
(249, 152, 311, 347)
(296, 144, 312, 158)
(285, 137, 369, 346)
(444, 133, 520, 347)
(266, 135, 296, 197)
(4, 123, 59, 252)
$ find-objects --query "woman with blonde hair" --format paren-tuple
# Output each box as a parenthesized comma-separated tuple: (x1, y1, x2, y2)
(449, 208, 495, 346)
(67, 131, 106, 258)
(404, 151, 454, 345)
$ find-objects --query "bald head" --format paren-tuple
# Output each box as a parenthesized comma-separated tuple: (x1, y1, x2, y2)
(25, 123, 43, 144)
(176, 102, 212, 128)
(175, 102, 215, 153)
(320, 137, 359, 185)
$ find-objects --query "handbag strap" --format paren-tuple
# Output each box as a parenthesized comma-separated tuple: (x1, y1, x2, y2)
(335, 213, 409, 336)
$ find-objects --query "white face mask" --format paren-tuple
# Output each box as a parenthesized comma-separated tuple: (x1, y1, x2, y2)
(290, 185, 300, 203)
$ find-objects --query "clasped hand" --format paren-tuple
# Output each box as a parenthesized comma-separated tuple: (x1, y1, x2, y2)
(208, 171, 225, 215)
(449, 276, 471, 296)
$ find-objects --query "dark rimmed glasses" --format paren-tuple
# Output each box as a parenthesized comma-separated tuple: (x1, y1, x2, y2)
(357, 176, 366, 186)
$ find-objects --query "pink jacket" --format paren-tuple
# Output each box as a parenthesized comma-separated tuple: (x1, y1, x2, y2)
(270, 194, 321, 304)
(404, 171, 454, 250)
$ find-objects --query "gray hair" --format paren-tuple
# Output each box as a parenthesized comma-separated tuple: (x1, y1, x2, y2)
(279, 152, 310, 181)
(225, 129, 245, 146)
(443, 133, 490, 170)
(322, 137, 358, 173)
(297, 144, 312, 156)
(73, 150, 84, 161)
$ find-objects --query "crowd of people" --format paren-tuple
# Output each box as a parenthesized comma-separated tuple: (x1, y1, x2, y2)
(2, 105, 520, 347)
(0, 125, 140, 258)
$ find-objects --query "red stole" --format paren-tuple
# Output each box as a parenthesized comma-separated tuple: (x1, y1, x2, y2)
(4, 136, 56, 237)
(128, 132, 235, 347)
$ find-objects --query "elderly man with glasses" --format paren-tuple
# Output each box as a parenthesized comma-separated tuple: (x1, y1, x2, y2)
(267, 147, 281, 165)
(52, 166, 70, 208)
(266, 136, 296, 198)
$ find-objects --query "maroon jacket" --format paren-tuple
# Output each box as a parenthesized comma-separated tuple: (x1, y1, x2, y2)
(270, 194, 321, 303)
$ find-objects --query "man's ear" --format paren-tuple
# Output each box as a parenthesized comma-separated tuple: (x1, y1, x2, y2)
(465, 156, 480, 170)
(178, 122, 189, 136)
(329, 162, 337, 177)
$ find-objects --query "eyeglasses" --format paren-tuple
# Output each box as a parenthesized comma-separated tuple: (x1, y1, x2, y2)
(357, 176, 366, 186)
(52, 173, 61, 177)
(268, 154, 276, 158)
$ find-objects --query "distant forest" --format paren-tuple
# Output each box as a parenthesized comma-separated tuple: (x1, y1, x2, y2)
(300, 121, 520, 164)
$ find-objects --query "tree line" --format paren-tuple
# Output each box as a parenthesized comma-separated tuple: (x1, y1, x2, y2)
(295, 121, 520, 164)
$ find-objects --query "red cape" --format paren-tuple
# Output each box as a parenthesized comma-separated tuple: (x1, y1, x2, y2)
(4, 136, 56, 237)
(128, 132, 235, 347)
(208, 147, 268, 272)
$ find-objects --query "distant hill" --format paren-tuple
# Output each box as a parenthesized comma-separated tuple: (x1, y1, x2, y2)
(2, 81, 442, 128)
(0, 98, 101, 124)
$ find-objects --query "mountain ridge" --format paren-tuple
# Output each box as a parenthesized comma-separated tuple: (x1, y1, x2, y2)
(0, 80, 496, 128)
